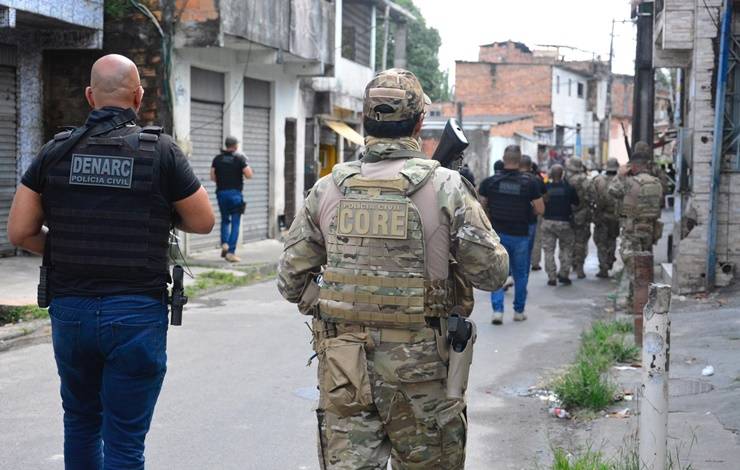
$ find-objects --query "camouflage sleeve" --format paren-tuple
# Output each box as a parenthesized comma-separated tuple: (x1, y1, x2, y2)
(608, 175, 626, 200)
(434, 169, 509, 292)
(277, 178, 328, 303)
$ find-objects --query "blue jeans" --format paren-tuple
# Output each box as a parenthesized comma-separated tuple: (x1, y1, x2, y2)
(491, 233, 531, 313)
(527, 222, 538, 268)
(217, 189, 243, 253)
(49, 295, 168, 470)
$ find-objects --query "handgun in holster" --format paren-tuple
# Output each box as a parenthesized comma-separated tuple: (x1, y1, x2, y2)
(444, 308, 477, 399)
(169, 265, 188, 326)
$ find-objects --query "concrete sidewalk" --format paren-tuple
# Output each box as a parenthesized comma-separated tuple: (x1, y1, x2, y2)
(565, 285, 740, 469)
(0, 254, 42, 306)
(186, 239, 283, 269)
(0, 239, 285, 307)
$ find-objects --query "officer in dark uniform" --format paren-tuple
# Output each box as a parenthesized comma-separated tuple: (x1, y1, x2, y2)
(479, 145, 544, 324)
(7, 54, 214, 469)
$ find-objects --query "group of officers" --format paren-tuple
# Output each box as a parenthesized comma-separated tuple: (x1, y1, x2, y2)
(476, 141, 665, 323)
(6, 52, 664, 470)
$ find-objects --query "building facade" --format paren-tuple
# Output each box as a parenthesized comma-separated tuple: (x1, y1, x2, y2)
(0, 0, 104, 256)
(653, 0, 740, 292)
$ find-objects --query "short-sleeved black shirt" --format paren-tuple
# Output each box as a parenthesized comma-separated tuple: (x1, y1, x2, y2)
(523, 172, 547, 224)
(20, 107, 201, 298)
(479, 169, 542, 236)
(211, 152, 248, 191)
(544, 180, 580, 222)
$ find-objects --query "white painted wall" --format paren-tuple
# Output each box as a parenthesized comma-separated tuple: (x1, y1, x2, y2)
(171, 47, 307, 241)
(551, 66, 589, 147)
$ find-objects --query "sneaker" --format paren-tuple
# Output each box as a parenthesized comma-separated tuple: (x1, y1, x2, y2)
(220, 243, 229, 258)
(557, 276, 572, 285)
(596, 269, 609, 279)
(513, 312, 527, 322)
(547, 279, 557, 286)
(225, 253, 241, 263)
(491, 312, 503, 325)
(531, 265, 542, 271)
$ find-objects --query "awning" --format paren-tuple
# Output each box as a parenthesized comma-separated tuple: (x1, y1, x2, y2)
(324, 120, 365, 146)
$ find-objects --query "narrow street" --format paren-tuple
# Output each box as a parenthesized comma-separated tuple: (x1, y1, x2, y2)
(0, 251, 612, 470)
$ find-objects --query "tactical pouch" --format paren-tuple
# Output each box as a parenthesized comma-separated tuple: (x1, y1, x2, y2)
(318, 332, 374, 417)
(298, 278, 320, 316)
(653, 220, 664, 245)
(451, 263, 474, 317)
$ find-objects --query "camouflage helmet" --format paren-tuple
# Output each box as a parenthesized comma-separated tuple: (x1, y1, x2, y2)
(566, 157, 585, 173)
(606, 158, 619, 172)
(363, 68, 431, 122)
(632, 141, 653, 162)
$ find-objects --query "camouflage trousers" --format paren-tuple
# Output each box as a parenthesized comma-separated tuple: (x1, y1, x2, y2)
(531, 215, 543, 268)
(593, 218, 620, 271)
(541, 219, 575, 280)
(315, 322, 467, 470)
(572, 223, 592, 270)
(619, 231, 654, 307)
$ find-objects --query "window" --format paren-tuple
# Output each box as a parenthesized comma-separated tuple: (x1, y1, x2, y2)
(342, 25, 357, 62)
(556, 75, 560, 94)
(429, 110, 441, 117)
(577, 82, 584, 98)
(568, 78, 572, 97)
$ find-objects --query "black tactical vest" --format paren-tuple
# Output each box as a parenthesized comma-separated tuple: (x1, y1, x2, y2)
(486, 171, 531, 228)
(42, 126, 171, 281)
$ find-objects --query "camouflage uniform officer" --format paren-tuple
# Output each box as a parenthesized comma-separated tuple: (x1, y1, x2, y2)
(608, 142, 663, 308)
(565, 157, 593, 279)
(592, 158, 621, 278)
(277, 69, 508, 470)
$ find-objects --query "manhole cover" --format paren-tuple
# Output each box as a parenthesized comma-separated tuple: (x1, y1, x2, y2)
(669, 379, 714, 397)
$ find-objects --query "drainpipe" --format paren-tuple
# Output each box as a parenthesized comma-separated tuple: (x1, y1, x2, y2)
(707, 0, 732, 289)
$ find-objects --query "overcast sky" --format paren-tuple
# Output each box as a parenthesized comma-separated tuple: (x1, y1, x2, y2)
(412, 0, 637, 78)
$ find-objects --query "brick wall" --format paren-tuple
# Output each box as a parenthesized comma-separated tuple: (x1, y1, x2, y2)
(43, 0, 172, 140)
(489, 117, 536, 137)
(611, 75, 634, 118)
(478, 41, 535, 63)
(455, 61, 553, 129)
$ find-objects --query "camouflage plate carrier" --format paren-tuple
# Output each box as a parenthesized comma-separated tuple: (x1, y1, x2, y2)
(620, 172, 663, 236)
(318, 156, 450, 329)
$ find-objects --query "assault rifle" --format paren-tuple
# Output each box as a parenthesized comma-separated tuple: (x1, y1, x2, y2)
(432, 118, 469, 171)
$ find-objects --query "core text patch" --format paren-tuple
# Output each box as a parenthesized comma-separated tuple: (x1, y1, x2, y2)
(69, 154, 134, 189)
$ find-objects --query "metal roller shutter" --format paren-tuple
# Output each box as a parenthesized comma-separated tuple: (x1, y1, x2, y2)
(188, 99, 224, 253)
(0, 65, 17, 256)
(242, 106, 270, 241)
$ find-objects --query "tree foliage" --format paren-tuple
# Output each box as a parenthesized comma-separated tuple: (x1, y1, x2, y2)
(375, 0, 450, 102)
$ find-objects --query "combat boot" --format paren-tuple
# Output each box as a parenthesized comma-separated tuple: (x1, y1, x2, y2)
(575, 266, 586, 279)
(596, 268, 609, 278)
(557, 276, 572, 286)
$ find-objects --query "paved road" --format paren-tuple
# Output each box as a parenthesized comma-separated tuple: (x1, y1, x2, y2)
(0, 252, 612, 470)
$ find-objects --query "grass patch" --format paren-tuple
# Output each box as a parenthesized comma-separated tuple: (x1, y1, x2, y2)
(552, 448, 612, 470)
(0, 305, 48, 326)
(184, 268, 275, 298)
(553, 321, 639, 412)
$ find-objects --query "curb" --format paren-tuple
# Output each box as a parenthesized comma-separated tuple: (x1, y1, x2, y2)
(0, 318, 51, 352)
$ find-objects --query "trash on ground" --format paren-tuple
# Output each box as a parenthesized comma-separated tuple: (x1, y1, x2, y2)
(549, 407, 570, 419)
(678, 295, 687, 302)
(615, 365, 640, 370)
(702, 365, 715, 376)
(608, 408, 631, 418)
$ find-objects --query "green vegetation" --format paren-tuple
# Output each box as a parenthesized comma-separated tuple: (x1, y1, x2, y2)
(553, 321, 639, 411)
(0, 305, 48, 326)
(104, 0, 130, 19)
(184, 268, 275, 298)
(552, 448, 613, 470)
(375, 0, 451, 101)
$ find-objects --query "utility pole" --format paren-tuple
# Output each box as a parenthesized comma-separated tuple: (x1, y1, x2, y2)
(631, 1, 655, 152)
(603, 18, 616, 166)
(381, 5, 391, 70)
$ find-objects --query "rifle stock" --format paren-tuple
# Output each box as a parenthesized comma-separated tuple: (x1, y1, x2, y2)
(432, 118, 469, 170)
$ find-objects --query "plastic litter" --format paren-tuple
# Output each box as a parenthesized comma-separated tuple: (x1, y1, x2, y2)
(702, 365, 715, 376)
(549, 407, 570, 419)
(608, 408, 631, 418)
